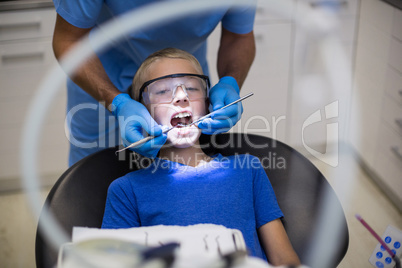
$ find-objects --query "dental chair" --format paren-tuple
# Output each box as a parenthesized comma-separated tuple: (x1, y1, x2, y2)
(35, 133, 349, 268)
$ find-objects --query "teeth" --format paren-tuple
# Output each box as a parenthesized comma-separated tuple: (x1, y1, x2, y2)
(173, 112, 191, 119)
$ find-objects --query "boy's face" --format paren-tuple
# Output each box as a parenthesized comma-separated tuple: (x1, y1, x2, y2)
(144, 58, 208, 148)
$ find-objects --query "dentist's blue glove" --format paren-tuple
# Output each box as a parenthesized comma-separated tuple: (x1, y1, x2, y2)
(198, 76, 243, 134)
(110, 93, 167, 158)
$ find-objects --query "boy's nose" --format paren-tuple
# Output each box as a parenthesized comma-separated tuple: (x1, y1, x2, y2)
(173, 86, 189, 103)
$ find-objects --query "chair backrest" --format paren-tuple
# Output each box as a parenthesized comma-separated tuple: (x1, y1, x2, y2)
(36, 133, 348, 268)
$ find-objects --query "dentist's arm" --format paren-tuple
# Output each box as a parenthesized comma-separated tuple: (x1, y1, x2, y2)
(217, 28, 256, 88)
(53, 14, 120, 108)
(53, 15, 166, 158)
(198, 28, 256, 134)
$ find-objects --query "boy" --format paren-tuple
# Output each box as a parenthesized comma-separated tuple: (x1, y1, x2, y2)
(102, 48, 300, 266)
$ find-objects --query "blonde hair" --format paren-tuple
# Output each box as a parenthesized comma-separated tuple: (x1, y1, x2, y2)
(131, 47, 203, 102)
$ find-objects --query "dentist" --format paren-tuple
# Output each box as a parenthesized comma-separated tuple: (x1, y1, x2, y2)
(52, 0, 256, 165)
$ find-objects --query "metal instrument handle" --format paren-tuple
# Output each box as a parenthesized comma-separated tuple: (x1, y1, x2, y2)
(115, 126, 175, 154)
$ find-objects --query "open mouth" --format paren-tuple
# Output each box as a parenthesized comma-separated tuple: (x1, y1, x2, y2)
(171, 111, 193, 128)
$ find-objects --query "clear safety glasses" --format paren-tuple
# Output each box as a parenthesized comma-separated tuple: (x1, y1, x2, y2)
(139, 73, 210, 105)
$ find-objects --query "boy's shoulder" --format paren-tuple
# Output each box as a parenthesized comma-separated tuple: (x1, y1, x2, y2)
(123, 164, 158, 178)
(112, 164, 157, 184)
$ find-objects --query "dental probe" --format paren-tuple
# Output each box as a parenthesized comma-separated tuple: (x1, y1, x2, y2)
(115, 92, 254, 154)
(115, 124, 179, 154)
(187, 92, 254, 127)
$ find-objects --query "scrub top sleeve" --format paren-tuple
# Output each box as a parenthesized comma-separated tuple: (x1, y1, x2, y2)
(221, 1, 257, 34)
(252, 157, 284, 229)
(53, 0, 104, 28)
(102, 178, 141, 229)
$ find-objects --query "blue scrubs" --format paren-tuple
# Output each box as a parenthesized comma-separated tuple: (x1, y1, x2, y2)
(53, 0, 256, 165)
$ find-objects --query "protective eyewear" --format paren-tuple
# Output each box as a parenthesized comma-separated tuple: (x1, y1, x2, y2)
(139, 73, 210, 105)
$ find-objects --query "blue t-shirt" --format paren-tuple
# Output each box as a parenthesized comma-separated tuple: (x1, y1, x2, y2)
(102, 154, 284, 260)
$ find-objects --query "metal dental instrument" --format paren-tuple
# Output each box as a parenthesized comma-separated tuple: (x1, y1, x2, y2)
(187, 92, 254, 128)
(115, 124, 179, 154)
(115, 92, 254, 154)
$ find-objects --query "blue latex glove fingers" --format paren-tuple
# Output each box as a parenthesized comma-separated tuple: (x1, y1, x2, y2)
(198, 76, 243, 134)
(112, 94, 167, 158)
(126, 134, 167, 158)
(122, 119, 167, 158)
(197, 118, 233, 135)
(210, 101, 242, 121)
